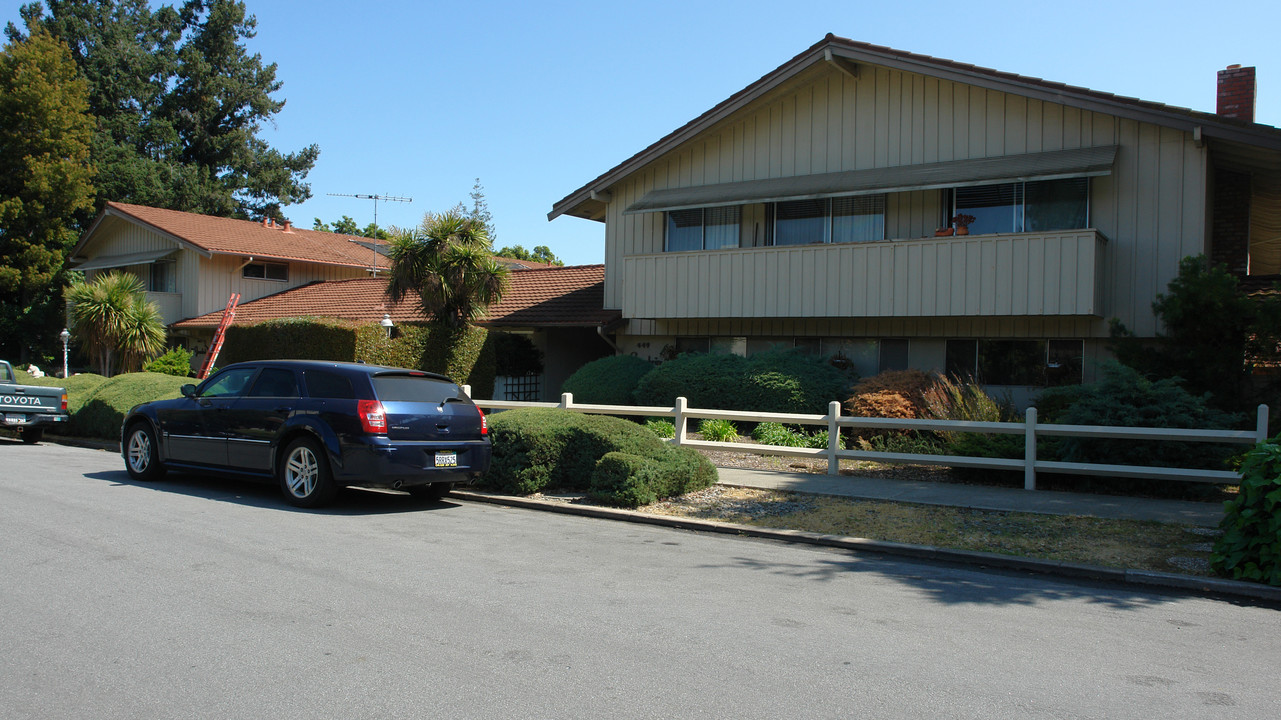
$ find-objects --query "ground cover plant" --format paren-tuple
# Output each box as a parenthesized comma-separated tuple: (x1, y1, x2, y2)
(482, 407, 716, 507)
(67, 372, 187, 438)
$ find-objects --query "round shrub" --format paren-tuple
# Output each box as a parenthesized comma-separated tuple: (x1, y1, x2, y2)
(143, 347, 195, 377)
(482, 407, 716, 507)
(561, 354, 654, 405)
(845, 369, 935, 420)
(633, 349, 847, 414)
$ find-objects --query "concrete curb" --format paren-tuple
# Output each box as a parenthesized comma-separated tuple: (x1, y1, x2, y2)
(450, 489, 1281, 605)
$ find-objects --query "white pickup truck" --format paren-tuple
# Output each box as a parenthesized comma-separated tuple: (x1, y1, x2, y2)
(0, 360, 69, 444)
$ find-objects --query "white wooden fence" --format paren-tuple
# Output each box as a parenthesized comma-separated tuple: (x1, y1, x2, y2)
(462, 388, 1270, 491)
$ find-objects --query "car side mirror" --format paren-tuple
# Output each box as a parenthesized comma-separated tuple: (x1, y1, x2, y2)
(181, 384, 196, 399)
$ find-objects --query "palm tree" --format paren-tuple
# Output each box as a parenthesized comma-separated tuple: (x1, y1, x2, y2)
(66, 271, 167, 376)
(384, 211, 508, 328)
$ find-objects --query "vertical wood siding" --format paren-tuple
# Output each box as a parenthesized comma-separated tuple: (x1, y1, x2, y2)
(601, 64, 1207, 338)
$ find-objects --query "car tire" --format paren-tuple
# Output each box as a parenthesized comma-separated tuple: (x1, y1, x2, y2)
(21, 428, 43, 445)
(279, 437, 337, 508)
(124, 422, 166, 481)
(407, 482, 453, 502)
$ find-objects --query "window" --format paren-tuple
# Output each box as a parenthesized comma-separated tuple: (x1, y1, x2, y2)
(665, 206, 741, 251)
(149, 260, 176, 293)
(248, 368, 299, 398)
(954, 178, 1088, 234)
(243, 262, 288, 281)
(775, 196, 885, 246)
(199, 367, 258, 398)
(879, 339, 910, 373)
(304, 370, 355, 399)
(673, 336, 710, 355)
(949, 338, 1086, 386)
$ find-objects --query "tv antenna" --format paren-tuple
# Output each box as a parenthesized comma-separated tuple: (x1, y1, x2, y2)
(328, 192, 412, 275)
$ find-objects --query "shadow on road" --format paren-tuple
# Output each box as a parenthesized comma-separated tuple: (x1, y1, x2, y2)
(708, 554, 1189, 611)
(84, 469, 463, 516)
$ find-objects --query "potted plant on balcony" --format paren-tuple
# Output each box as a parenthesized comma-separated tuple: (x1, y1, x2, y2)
(951, 214, 977, 236)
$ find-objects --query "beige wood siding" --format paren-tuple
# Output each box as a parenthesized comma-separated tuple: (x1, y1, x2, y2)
(623, 230, 1105, 320)
(192, 255, 370, 321)
(600, 64, 1207, 337)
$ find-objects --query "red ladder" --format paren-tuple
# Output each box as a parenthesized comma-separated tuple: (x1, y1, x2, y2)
(198, 293, 240, 379)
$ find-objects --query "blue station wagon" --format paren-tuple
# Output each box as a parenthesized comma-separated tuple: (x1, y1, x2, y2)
(121, 360, 491, 507)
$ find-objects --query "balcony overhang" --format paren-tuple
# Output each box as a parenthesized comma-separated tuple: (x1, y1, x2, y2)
(624, 145, 1118, 214)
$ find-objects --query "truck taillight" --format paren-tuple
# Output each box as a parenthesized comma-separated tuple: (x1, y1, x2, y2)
(358, 399, 386, 434)
(61, 393, 68, 411)
(477, 405, 487, 436)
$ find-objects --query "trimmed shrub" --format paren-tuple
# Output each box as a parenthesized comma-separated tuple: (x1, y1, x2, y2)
(562, 355, 655, 406)
(845, 370, 935, 421)
(14, 370, 109, 415)
(698, 418, 738, 443)
(482, 407, 716, 507)
(1211, 437, 1281, 585)
(633, 349, 847, 414)
(143, 347, 195, 377)
(224, 317, 496, 398)
(644, 419, 675, 439)
(69, 372, 188, 438)
(1051, 362, 1242, 471)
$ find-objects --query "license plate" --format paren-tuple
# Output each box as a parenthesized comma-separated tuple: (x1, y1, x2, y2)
(434, 451, 457, 468)
(4, 413, 24, 425)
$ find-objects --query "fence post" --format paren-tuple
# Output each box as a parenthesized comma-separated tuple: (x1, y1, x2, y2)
(674, 396, 687, 446)
(462, 384, 471, 398)
(559, 392, 572, 410)
(827, 400, 841, 476)
(1257, 404, 1270, 444)
(1024, 406, 1037, 491)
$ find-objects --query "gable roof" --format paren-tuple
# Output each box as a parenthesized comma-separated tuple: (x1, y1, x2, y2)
(550, 34, 1281, 222)
(73, 202, 390, 271)
(169, 264, 617, 330)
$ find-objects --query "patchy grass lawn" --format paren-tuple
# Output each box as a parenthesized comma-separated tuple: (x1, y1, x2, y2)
(640, 486, 1218, 576)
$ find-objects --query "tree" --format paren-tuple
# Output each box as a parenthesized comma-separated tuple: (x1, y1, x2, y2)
(8, 0, 318, 220)
(0, 28, 96, 362)
(312, 215, 388, 239)
(1109, 255, 1281, 411)
(66, 271, 167, 377)
(494, 244, 564, 266)
(385, 211, 508, 329)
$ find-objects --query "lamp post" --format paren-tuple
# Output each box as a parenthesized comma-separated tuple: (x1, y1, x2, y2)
(59, 328, 70, 379)
(380, 313, 394, 339)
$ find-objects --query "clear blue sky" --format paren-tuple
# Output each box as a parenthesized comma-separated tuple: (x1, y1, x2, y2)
(6, 0, 1279, 266)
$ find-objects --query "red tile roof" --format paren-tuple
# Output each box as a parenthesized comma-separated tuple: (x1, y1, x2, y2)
(170, 264, 617, 329)
(94, 202, 390, 270)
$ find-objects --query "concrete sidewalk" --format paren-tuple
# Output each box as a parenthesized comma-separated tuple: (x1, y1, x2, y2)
(716, 467, 1226, 527)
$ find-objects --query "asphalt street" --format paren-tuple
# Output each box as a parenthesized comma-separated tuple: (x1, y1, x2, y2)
(2, 440, 1279, 719)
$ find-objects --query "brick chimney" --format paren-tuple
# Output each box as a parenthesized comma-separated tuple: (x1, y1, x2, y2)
(1217, 64, 1256, 122)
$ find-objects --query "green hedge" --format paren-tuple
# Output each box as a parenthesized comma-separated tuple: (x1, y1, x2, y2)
(223, 317, 496, 398)
(481, 407, 716, 507)
(632, 349, 849, 414)
(69, 372, 188, 438)
(14, 369, 109, 414)
(561, 354, 655, 405)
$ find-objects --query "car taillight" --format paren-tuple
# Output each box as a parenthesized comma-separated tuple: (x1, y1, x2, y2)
(60, 393, 68, 412)
(358, 399, 386, 434)
(477, 405, 487, 436)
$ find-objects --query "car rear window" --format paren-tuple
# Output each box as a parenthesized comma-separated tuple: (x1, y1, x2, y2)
(372, 375, 460, 404)
(305, 370, 355, 399)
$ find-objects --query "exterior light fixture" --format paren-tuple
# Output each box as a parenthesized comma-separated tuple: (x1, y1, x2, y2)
(59, 328, 71, 378)
(380, 313, 394, 339)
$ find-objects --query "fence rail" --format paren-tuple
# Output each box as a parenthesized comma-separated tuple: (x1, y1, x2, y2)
(462, 387, 1269, 491)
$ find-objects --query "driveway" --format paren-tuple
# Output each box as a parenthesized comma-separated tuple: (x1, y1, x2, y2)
(2, 441, 1279, 719)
